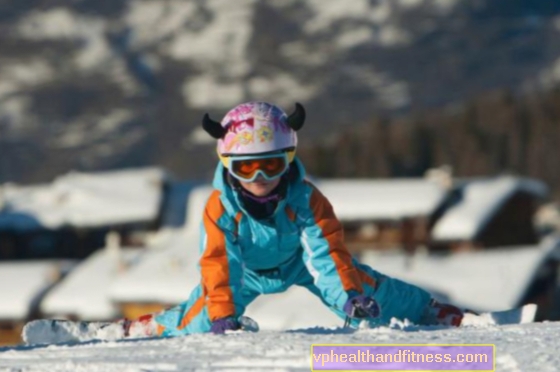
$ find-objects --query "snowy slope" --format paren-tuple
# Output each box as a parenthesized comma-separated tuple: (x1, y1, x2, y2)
(3, 323, 560, 371)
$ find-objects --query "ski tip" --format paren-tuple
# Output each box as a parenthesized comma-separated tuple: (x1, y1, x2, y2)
(520, 303, 538, 324)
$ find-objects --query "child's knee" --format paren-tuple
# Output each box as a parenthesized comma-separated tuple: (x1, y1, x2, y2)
(373, 276, 432, 324)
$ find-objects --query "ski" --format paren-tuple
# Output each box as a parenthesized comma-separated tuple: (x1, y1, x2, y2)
(22, 319, 129, 345)
(23, 315, 260, 345)
(460, 303, 537, 326)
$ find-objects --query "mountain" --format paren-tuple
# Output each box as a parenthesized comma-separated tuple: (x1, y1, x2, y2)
(1, 0, 560, 182)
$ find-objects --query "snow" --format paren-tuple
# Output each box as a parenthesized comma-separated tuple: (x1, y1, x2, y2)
(244, 287, 342, 330)
(108, 186, 214, 304)
(37, 182, 204, 319)
(17, 8, 111, 72)
(1, 174, 557, 369)
(360, 238, 559, 312)
(166, 0, 255, 78)
(279, 41, 328, 67)
(247, 74, 319, 107)
(17, 8, 82, 40)
(1, 61, 54, 88)
(73, 36, 112, 72)
(108, 232, 201, 305)
(304, 0, 372, 33)
(378, 25, 412, 46)
(317, 179, 446, 221)
(40, 247, 143, 321)
(183, 75, 244, 109)
(125, 1, 198, 48)
(432, 176, 548, 241)
(334, 28, 374, 50)
(0, 261, 74, 321)
(4, 322, 560, 371)
(54, 109, 134, 149)
(303, 0, 412, 47)
(0, 168, 166, 230)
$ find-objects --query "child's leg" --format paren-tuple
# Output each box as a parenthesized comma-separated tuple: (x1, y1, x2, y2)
(356, 263, 465, 327)
(123, 283, 260, 337)
(418, 299, 465, 326)
(295, 260, 433, 327)
(355, 262, 433, 325)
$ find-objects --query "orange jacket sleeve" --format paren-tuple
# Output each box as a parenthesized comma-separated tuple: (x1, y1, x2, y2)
(199, 191, 244, 321)
(300, 184, 367, 309)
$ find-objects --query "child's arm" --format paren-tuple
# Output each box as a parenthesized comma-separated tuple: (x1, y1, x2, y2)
(199, 191, 245, 322)
(299, 184, 369, 311)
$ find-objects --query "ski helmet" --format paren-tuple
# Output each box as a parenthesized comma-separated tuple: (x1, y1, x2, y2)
(202, 102, 305, 167)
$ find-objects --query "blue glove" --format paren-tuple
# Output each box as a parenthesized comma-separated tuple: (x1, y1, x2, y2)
(210, 317, 241, 334)
(343, 295, 380, 319)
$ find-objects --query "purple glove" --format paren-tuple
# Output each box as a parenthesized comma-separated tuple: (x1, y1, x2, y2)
(343, 295, 380, 319)
(210, 317, 241, 334)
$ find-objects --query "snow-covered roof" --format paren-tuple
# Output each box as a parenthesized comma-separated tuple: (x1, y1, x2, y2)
(109, 186, 214, 304)
(317, 179, 446, 221)
(360, 237, 559, 312)
(0, 167, 167, 231)
(41, 248, 142, 320)
(431, 176, 548, 241)
(0, 260, 75, 321)
(109, 234, 201, 305)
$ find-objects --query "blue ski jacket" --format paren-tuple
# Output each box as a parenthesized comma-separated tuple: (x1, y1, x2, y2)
(199, 158, 373, 321)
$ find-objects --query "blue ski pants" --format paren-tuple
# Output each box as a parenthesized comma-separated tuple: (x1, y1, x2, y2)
(154, 254, 432, 336)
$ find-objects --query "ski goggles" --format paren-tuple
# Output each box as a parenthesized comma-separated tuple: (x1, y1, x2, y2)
(228, 152, 289, 182)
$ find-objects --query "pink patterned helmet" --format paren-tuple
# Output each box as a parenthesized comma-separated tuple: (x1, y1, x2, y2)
(202, 102, 305, 157)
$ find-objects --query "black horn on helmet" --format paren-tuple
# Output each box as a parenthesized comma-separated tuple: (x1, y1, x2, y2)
(286, 103, 305, 131)
(202, 113, 227, 139)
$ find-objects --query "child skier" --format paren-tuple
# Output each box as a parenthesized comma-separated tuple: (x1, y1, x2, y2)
(122, 101, 464, 337)
(23, 102, 467, 344)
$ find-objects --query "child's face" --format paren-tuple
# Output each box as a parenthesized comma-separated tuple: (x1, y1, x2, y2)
(239, 176, 281, 197)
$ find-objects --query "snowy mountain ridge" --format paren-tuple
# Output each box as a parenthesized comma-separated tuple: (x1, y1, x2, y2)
(2, 0, 560, 182)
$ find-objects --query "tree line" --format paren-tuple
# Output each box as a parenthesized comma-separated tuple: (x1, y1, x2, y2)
(298, 87, 560, 199)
